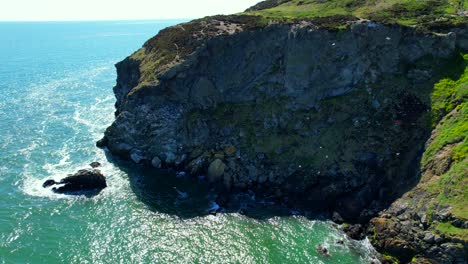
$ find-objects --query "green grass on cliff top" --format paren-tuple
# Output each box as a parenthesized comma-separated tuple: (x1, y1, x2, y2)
(245, 0, 468, 27)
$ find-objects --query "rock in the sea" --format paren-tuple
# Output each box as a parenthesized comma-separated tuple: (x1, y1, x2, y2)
(207, 159, 226, 183)
(90, 161, 101, 168)
(42, 179, 56, 188)
(316, 244, 331, 257)
(43, 169, 107, 194)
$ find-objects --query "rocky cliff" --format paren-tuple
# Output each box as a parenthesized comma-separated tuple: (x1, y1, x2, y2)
(100, 0, 468, 263)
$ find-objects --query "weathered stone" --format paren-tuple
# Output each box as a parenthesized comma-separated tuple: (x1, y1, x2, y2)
(214, 153, 225, 160)
(130, 150, 145, 164)
(175, 154, 187, 166)
(42, 179, 56, 188)
(89, 162, 101, 168)
(423, 232, 435, 244)
(316, 244, 330, 257)
(100, 13, 468, 263)
(151, 157, 162, 168)
(332, 211, 344, 224)
(207, 159, 226, 183)
(108, 142, 132, 157)
(163, 152, 176, 164)
(224, 145, 237, 156)
(43, 169, 106, 195)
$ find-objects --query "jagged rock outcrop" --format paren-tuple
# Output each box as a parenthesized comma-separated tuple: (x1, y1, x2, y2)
(101, 17, 462, 219)
(43, 169, 107, 195)
(99, 1, 468, 262)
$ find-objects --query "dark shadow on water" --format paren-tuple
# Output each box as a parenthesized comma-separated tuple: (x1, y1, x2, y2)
(103, 150, 299, 220)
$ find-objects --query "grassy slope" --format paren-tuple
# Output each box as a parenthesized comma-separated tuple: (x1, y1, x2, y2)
(422, 54, 468, 239)
(245, 0, 468, 27)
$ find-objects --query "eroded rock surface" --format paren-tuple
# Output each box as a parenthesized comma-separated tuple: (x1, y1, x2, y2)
(43, 169, 107, 195)
(101, 19, 462, 220)
(98, 11, 467, 263)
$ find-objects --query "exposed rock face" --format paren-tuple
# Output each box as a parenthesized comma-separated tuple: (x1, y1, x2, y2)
(207, 159, 226, 183)
(99, 18, 464, 218)
(43, 169, 107, 194)
(102, 19, 462, 219)
(100, 14, 467, 262)
(367, 106, 468, 264)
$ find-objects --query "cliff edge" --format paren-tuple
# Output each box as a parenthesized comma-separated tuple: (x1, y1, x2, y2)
(99, 1, 468, 263)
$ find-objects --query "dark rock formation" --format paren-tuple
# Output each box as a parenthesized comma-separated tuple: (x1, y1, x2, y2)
(367, 107, 468, 264)
(100, 18, 462, 221)
(43, 169, 107, 195)
(90, 161, 101, 168)
(316, 244, 331, 257)
(98, 3, 468, 262)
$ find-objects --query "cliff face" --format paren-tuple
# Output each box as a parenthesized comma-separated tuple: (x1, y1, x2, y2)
(367, 55, 468, 263)
(104, 19, 458, 217)
(100, 1, 468, 262)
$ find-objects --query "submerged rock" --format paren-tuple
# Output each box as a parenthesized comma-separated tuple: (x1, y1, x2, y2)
(316, 244, 331, 257)
(90, 161, 101, 168)
(43, 169, 107, 195)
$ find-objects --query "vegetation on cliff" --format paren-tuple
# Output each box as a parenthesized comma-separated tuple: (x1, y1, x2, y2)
(369, 53, 467, 263)
(104, 1, 468, 263)
(424, 54, 467, 236)
(125, 0, 467, 92)
(245, 0, 468, 28)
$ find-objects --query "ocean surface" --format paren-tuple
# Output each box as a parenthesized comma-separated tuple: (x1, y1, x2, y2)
(0, 20, 377, 263)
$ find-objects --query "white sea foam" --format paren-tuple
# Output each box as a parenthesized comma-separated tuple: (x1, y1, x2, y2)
(21, 158, 129, 201)
(17, 62, 127, 200)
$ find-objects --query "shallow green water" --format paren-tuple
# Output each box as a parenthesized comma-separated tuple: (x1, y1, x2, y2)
(0, 21, 377, 263)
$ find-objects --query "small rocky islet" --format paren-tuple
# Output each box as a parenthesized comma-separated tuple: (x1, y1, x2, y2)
(54, 0, 468, 263)
(43, 163, 107, 195)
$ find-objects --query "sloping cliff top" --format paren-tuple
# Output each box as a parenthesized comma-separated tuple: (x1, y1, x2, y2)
(104, 1, 468, 262)
(245, 0, 468, 28)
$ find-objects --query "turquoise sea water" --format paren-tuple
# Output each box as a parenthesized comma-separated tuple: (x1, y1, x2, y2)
(0, 21, 377, 263)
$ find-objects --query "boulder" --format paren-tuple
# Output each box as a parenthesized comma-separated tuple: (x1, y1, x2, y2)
(43, 169, 107, 195)
(316, 244, 331, 257)
(130, 150, 146, 164)
(90, 162, 101, 168)
(332, 211, 344, 224)
(151, 157, 162, 168)
(207, 159, 226, 183)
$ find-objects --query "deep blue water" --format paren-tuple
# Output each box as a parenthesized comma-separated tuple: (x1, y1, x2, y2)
(0, 21, 377, 263)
